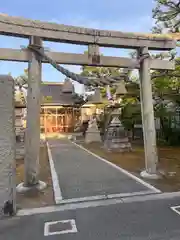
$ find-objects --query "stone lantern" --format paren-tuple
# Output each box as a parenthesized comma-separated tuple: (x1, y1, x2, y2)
(82, 88, 103, 121)
(62, 78, 75, 93)
(85, 116, 101, 144)
(104, 108, 132, 152)
(126, 82, 140, 97)
(87, 88, 103, 105)
(115, 81, 127, 100)
(84, 88, 103, 143)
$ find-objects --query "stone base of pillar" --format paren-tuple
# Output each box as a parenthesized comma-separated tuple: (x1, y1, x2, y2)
(68, 135, 74, 140)
(140, 170, 161, 180)
(104, 138, 132, 152)
(16, 180, 47, 193)
(104, 116, 132, 152)
(85, 131, 101, 144)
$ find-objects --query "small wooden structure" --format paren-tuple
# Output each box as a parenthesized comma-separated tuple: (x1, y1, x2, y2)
(40, 82, 80, 134)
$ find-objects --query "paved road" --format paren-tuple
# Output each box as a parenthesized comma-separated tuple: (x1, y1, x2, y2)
(1, 196, 180, 239)
(1, 138, 180, 239)
(48, 139, 152, 200)
(5, 138, 179, 239)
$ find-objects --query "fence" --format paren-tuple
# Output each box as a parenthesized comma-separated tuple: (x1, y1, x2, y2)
(133, 112, 180, 142)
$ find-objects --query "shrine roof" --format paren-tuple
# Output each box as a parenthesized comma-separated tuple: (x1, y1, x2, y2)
(41, 82, 76, 106)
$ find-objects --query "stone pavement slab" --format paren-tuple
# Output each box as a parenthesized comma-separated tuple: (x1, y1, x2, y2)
(48, 139, 153, 200)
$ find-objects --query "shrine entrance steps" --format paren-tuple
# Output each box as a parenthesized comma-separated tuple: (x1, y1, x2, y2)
(47, 138, 160, 204)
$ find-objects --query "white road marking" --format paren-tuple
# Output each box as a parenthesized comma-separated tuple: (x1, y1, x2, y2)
(47, 138, 160, 206)
(46, 141, 63, 203)
(44, 219, 77, 236)
(49, 144, 72, 148)
(71, 141, 161, 193)
(17, 192, 180, 217)
(170, 205, 180, 216)
(57, 190, 155, 204)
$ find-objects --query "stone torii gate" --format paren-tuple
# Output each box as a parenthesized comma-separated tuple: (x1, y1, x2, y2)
(0, 14, 176, 214)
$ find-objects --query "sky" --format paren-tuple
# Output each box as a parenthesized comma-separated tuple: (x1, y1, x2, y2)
(0, 0, 175, 93)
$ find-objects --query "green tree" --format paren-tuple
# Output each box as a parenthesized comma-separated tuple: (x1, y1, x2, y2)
(152, 0, 180, 33)
(81, 65, 122, 78)
(120, 54, 180, 144)
(72, 93, 86, 105)
(80, 65, 123, 97)
(152, 57, 180, 102)
(14, 69, 28, 104)
(121, 98, 141, 139)
(151, 57, 180, 145)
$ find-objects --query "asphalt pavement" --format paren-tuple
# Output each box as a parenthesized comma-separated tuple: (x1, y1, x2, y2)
(47, 138, 152, 200)
(1, 196, 180, 240)
(1, 138, 180, 239)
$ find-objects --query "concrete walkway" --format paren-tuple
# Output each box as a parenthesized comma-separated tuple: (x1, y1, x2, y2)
(47, 138, 159, 202)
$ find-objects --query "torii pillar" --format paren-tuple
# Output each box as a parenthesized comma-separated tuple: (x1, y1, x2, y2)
(138, 47, 160, 179)
(17, 36, 47, 192)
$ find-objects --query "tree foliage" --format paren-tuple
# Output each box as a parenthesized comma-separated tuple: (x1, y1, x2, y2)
(80, 65, 122, 97)
(122, 56, 180, 144)
(152, 57, 180, 102)
(14, 69, 28, 104)
(15, 68, 28, 89)
(152, 0, 180, 32)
